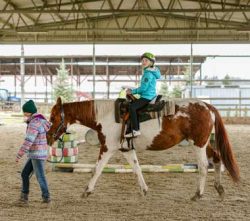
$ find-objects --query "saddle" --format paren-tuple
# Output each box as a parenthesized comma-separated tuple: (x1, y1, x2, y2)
(114, 94, 165, 124)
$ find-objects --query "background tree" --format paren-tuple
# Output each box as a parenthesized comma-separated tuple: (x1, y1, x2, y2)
(159, 82, 182, 98)
(222, 74, 232, 86)
(183, 65, 196, 86)
(158, 81, 170, 97)
(171, 85, 182, 98)
(53, 59, 74, 102)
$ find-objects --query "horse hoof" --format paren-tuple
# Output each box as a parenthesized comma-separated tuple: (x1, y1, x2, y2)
(142, 189, 147, 196)
(214, 184, 225, 201)
(81, 187, 92, 198)
(81, 191, 92, 198)
(191, 192, 202, 201)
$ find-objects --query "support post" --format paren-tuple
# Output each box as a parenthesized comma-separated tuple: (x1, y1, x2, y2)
(190, 43, 193, 98)
(106, 57, 110, 99)
(20, 44, 25, 107)
(199, 64, 202, 85)
(92, 43, 96, 99)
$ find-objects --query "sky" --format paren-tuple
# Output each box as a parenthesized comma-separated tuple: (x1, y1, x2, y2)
(1, 44, 250, 79)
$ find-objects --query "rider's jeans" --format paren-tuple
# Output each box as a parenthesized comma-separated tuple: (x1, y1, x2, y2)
(129, 97, 150, 131)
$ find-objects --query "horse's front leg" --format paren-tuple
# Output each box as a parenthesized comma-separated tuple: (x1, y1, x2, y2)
(82, 148, 116, 198)
(122, 150, 148, 195)
(191, 144, 208, 201)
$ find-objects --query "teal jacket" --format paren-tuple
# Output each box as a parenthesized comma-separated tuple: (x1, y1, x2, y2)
(132, 67, 161, 100)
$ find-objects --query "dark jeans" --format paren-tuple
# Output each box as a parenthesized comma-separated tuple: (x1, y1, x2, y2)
(129, 97, 150, 131)
(21, 158, 50, 199)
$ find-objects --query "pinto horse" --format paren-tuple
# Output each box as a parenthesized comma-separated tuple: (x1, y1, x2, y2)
(47, 97, 240, 201)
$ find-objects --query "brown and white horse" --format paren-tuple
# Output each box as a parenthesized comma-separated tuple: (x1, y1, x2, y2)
(47, 97, 240, 200)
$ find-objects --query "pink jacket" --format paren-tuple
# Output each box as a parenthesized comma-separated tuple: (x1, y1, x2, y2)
(17, 113, 51, 160)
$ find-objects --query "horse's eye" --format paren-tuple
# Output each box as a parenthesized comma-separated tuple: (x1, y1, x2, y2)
(50, 117, 54, 122)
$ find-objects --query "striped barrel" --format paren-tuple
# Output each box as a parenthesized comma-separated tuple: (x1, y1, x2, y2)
(51, 156, 78, 163)
(50, 146, 78, 157)
(50, 132, 78, 164)
(61, 132, 76, 142)
(56, 140, 77, 149)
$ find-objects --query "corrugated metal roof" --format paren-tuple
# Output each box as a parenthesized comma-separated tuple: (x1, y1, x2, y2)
(0, 0, 250, 43)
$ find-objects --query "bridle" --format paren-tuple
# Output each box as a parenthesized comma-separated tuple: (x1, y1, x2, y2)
(48, 105, 67, 163)
(52, 105, 67, 142)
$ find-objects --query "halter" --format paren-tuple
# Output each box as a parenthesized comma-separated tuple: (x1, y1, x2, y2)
(52, 105, 67, 142)
(47, 105, 67, 164)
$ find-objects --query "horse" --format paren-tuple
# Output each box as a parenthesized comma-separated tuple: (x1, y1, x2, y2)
(47, 97, 240, 201)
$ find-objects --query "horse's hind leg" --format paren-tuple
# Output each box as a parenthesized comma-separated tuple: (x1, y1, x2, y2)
(122, 150, 148, 195)
(207, 144, 225, 200)
(214, 161, 225, 200)
(82, 149, 116, 197)
(191, 142, 209, 201)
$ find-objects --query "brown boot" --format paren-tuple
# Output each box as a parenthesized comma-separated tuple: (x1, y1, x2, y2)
(17, 192, 28, 206)
(42, 197, 51, 204)
(19, 193, 29, 204)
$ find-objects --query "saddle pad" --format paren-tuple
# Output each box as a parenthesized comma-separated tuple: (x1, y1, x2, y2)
(164, 100, 175, 116)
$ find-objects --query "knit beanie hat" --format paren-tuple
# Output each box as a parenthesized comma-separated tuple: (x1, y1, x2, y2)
(22, 100, 37, 114)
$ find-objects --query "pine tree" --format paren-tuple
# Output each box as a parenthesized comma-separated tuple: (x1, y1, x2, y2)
(183, 65, 196, 86)
(53, 59, 74, 102)
(159, 81, 170, 97)
(222, 74, 231, 86)
(171, 85, 182, 98)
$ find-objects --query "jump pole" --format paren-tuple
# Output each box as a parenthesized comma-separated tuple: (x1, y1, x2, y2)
(54, 163, 215, 173)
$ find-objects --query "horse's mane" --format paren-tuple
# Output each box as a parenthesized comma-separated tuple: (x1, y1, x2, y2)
(94, 99, 115, 122)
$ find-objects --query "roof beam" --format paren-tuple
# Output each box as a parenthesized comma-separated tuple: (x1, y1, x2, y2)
(1, 12, 247, 33)
(107, 0, 123, 35)
(3, 0, 36, 23)
(0, 26, 246, 34)
(0, 15, 14, 29)
(121, 0, 138, 29)
(184, 0, 250, 8)
(88, 12, 249, 28)
(2, 8, 250, 13)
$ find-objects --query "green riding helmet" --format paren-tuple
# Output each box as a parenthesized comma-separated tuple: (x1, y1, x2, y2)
(141, 52, 156, 64)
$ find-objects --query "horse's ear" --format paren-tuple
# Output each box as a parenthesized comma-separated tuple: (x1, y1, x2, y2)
(56, 97, 62, 106)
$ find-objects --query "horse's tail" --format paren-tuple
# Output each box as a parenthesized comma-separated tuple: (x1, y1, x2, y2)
(209, 104, 240, 182)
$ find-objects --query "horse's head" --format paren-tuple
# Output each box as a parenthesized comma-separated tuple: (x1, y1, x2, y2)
(47, 97, 67, 146)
